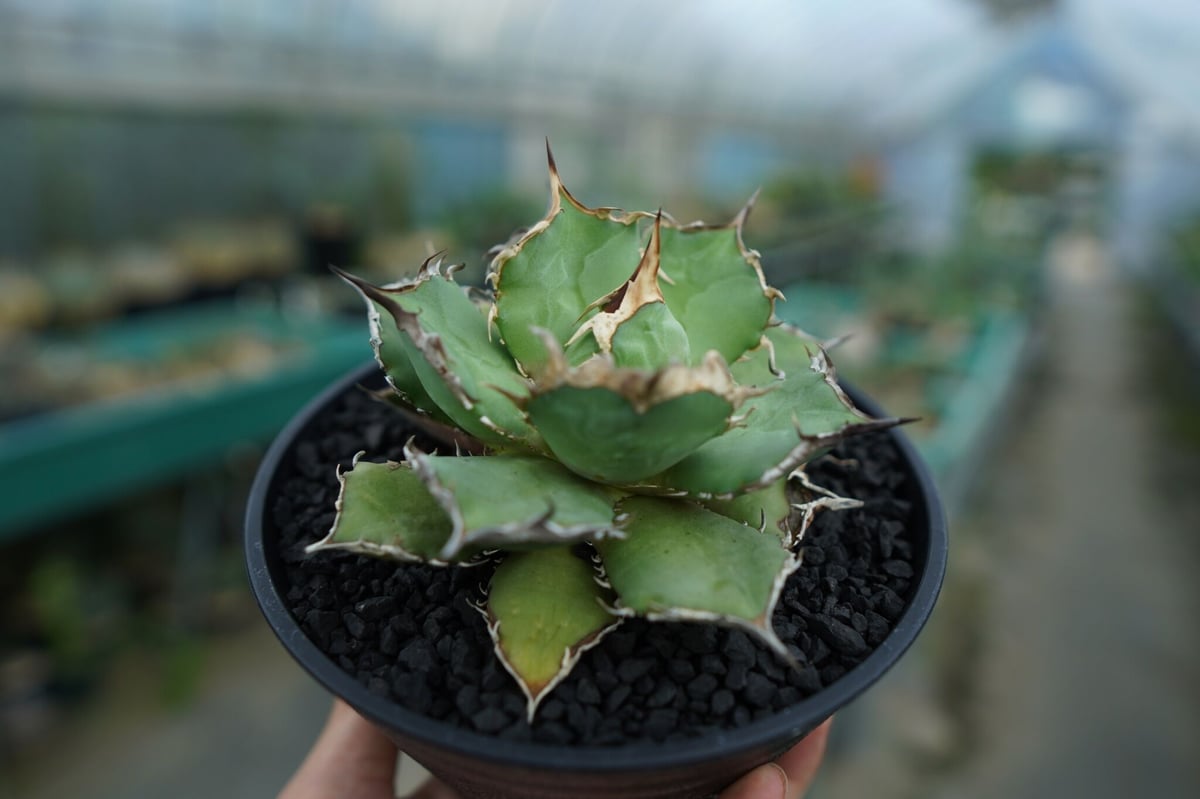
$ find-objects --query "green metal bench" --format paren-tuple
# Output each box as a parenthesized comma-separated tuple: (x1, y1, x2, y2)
(0, 300, 365, 540)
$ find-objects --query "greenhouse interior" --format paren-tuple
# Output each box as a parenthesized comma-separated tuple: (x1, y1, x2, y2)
(2, 1, 1199, 797)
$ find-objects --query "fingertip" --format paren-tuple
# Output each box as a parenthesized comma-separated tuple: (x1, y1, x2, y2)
(767, 763, 789, 796)
(281, 701, 400, 799)
(776, 718, 833, 796)
(719, 761, 788, 799)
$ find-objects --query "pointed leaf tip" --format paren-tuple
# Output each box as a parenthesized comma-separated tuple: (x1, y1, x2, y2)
(733, 188, 760, 231)
(338, 266, 540, 449)
(525, 347, 751, 484)
(657, 325, 904, 498)
(596, 496, 798, 662)
(486, 547, 620, 720)
(305, 455, 454, 563)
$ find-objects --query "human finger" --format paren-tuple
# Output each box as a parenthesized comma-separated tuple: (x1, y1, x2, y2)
(774, 718, 832, 799)
(718, 761, 788, 799)
(279, 700, 399, 799)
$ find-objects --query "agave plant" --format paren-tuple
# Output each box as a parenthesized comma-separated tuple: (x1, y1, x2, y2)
(308, 148, 903, 720)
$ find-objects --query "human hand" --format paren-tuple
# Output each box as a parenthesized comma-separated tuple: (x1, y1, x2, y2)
(717, 717, 831, 799)
(281, 700, 831, 799)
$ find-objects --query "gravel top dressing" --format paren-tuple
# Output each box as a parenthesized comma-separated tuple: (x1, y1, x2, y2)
(271, 380, 917, 746)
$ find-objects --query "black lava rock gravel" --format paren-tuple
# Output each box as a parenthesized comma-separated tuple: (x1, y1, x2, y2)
(270, 381, 918, 745)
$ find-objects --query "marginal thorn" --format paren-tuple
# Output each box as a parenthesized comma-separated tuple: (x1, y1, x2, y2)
(823, 332, 852, 351)
(733, 187, 761, 231)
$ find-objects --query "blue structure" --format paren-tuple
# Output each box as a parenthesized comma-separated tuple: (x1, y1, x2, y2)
(875, 15, 1128, 252)
(873, 8, 1200, 268)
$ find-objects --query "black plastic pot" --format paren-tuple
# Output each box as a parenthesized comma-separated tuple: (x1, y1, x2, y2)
(246, 362, 947, 799)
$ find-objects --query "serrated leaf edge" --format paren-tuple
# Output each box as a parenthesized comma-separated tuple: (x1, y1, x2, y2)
(334, 257, 455, 406)
(334, 263, 480, 405)
(786, 467, 864, 549)
(476, 580, 623, 722)
(527, 327, 764, 416)
(304, 452, 455, 566)
(565, 212, 669, 355)
(645, 340, 913, 500)
(333, 265, 537, 446)
(486, 141, 652, 294)
(807, 344, 868, 420)
(662, 186, 785, 326)
(402, 440, 625, 561)
(670, 416, 907, 501)
(486, 143, 781, 339)
(604, 529, 803, 667)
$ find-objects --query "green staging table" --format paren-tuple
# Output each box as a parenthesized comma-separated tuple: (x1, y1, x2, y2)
(776, 283, 1036, 517)
(0, 301, 366, 540)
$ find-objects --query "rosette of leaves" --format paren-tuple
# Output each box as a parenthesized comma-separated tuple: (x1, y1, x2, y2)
(308, 148, 904, 719)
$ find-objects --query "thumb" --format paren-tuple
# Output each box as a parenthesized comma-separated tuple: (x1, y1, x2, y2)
(718, 718, 833, 799)
(718, 763, 788, 799)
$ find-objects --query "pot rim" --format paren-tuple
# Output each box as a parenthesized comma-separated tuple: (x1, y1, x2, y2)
(245, 360, 947, 774)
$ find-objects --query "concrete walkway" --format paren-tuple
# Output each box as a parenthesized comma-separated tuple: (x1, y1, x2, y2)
(814, 233, 1200, 799)
(4, 627, 330, 799)
(925, 235, 1200, 799)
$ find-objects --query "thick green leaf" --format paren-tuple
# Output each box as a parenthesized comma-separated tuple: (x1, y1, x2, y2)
(703, 478, 792, 538)
(608, 299, 691, 370)
(340, 266, 454, 424)
(491, 173, 645, 372)
(335, 266, 540, 450)
(527, 383, 734, 484)
(658, 216, 778, 366)
(402, 445, 625, 559)
(305, 458, 453, 562)
(368, 304, 453, 422)
(730, 321, 818, 384)
(492, 169, 778, 374)
(597, 496, 796, 658)
(561, 213, 691, 371)
(524, 335, 751, 485)
(487, 547, 619, 719)
(654, 325, 901, 498)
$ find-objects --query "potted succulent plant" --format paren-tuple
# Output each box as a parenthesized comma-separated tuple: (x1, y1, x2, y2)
(246, 147, 947, 799)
